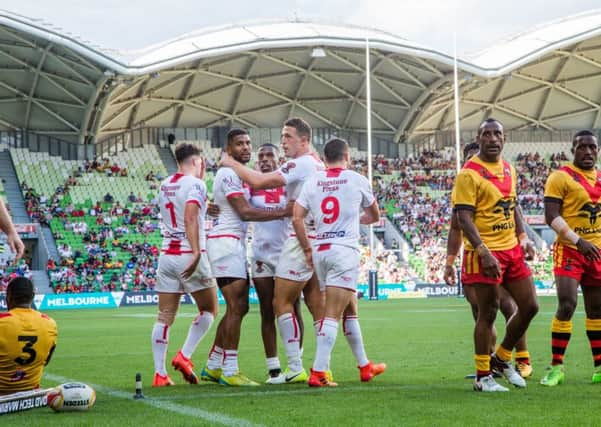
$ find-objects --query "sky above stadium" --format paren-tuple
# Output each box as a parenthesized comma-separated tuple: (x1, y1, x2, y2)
(2, 1, 601, 55)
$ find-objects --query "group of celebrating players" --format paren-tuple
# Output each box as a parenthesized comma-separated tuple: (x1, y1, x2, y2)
(444, 118, 601, 391)
(3, 115, 601, 397)
(152, 117, 385, 387)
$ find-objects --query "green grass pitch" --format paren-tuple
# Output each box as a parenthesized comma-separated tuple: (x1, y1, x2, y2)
(3, 296, 600, 426)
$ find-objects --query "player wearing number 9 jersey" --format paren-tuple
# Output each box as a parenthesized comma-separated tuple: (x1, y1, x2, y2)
(294, 137, 386, 387)
(0, 277, 57, 395)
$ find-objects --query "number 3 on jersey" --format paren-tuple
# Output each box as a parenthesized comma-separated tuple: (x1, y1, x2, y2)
(321, 196, 340, 224)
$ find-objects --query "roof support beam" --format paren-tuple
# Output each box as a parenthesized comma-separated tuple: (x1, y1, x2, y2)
(25, 44, 52, 131)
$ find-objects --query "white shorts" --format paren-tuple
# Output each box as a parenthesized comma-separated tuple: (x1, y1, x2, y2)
(207, 236, 248, 279)
(251, 250, 281, 279)
(313, 244, 360, 291)
(156, 252, 216, 294)
(275, 237, 313, 282)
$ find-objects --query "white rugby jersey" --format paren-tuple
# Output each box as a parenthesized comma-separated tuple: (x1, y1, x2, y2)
(250, 187, 288, 260)
(296, 168, 375, 250)
(208, 167, 250, 240)
(158, 173, 208, 254)
(277, 152, 324, 235)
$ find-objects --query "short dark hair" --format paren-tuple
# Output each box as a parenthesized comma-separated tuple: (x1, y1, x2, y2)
(7, 277, 34, 306)
(463, 142, 479, 160)
(572, 129, 597, 146)
(323, 137, 349, 163)
(174, 143, 201, 164)
(226, 128, 249, 147)
(258, 143, 279, 151)
(478, 117, 503, 134)
(284, 117, 312, 141)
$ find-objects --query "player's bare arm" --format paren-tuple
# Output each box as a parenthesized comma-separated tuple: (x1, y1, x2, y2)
(221, 153, 285, 189)
(292, 202, 313, 268)
(545, 198, 601, 261)
(457, 208, 501, 278)
(359, 201, 380, 225)
(515, 206, 535, 260)
(0, 199, 24, 260)
(182, 201, 201, 279)
(444, 213, 463, 285)
(227, 194, 290, 221)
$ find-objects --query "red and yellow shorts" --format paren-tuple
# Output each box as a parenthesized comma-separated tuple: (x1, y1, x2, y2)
(553, 242, 601, 286)
(462, 244, 531, 286)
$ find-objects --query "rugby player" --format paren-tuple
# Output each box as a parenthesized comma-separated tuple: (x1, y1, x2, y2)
(249, 143, 304, 384)
(200, 129, 292, 386)
(0, 277, 57, 395)
(221, 118, 324, 383)
(541, 130, 601, 386)
(445, 142, 534, 379)
(152, 143, 217, 387)
(453, 118, 539, 392)
(293, 137, 385, 387)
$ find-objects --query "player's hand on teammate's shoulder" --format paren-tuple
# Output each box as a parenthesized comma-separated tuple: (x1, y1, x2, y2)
(181, 252, 201, 280)
(576, 238, 601, 261)
(207, 201, 220, 217)
(443, 265, 456, 286)
(219, 152, 235, 168)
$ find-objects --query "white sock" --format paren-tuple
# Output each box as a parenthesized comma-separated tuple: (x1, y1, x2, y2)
(207, 344, 224, 370)
(313, 317, 338, 372)
(222, 349, 239, 377)
(182, 311, 214, 359)
(343, 315, 369, 367)
(151, 322, 170, 376)
(277, 313, 302, 372)
(266, 357, 281, 371)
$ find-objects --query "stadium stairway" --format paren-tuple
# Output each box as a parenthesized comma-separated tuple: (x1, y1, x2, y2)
(0, 150, 29, 223)
(31, 269, 52, 294)
(158, 146, 178, 175)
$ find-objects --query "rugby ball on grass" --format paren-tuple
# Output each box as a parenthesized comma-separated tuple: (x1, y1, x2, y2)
(47, 382, 96, 412)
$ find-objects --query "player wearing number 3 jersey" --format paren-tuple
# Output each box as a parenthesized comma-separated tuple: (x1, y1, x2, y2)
(294, 137, 386, 387)
(0, 277, 57, 395)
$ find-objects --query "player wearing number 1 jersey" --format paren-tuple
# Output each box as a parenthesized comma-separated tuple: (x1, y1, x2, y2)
(293, 138, 386, 387)
(152, 143, 218, 387)
(0, 277, 57, 395)
(221, 118, 325, 383)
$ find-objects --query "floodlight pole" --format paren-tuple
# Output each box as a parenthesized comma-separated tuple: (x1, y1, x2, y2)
(453, 32, 464, 297)
(365, 37, 378, 300)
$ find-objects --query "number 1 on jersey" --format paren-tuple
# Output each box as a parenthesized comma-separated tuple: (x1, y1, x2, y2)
(165, 201, 177, 228)
(321, 196, 340, 224)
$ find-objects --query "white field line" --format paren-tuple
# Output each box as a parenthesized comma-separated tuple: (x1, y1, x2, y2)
(44, 373, 263, 427)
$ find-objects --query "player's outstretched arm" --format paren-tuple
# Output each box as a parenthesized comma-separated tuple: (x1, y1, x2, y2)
(0, 199, 24, 261)
(444, 214, 462, 285)
(292, 202, 313, 269)
(360, 201, 380, 225)
(227, 195, 290, 222)
(182, 202, 201, 279)
(545, 198, 601, 261)
(457, 209, 501, 278)
(221, 154, 285, 189)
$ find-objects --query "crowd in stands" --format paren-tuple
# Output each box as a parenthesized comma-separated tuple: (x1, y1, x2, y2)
(0, 259, 32, 292)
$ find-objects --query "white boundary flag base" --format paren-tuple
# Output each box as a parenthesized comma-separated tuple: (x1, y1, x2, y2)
(0, 388, 53, 415)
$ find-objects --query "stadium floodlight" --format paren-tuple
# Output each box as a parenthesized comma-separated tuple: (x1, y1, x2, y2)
(311, 48, 326, 58)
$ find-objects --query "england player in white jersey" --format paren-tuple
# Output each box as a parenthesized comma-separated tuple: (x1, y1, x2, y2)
(200, 129, 292, 387)
(294, 137, 386, 387)
(221, 117, 324, 383)
(152, 143, 217, 387)
(249, 143, 305, 384)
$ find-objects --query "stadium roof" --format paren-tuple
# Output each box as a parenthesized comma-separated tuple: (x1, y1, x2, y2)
(2, 9, 601, 145)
